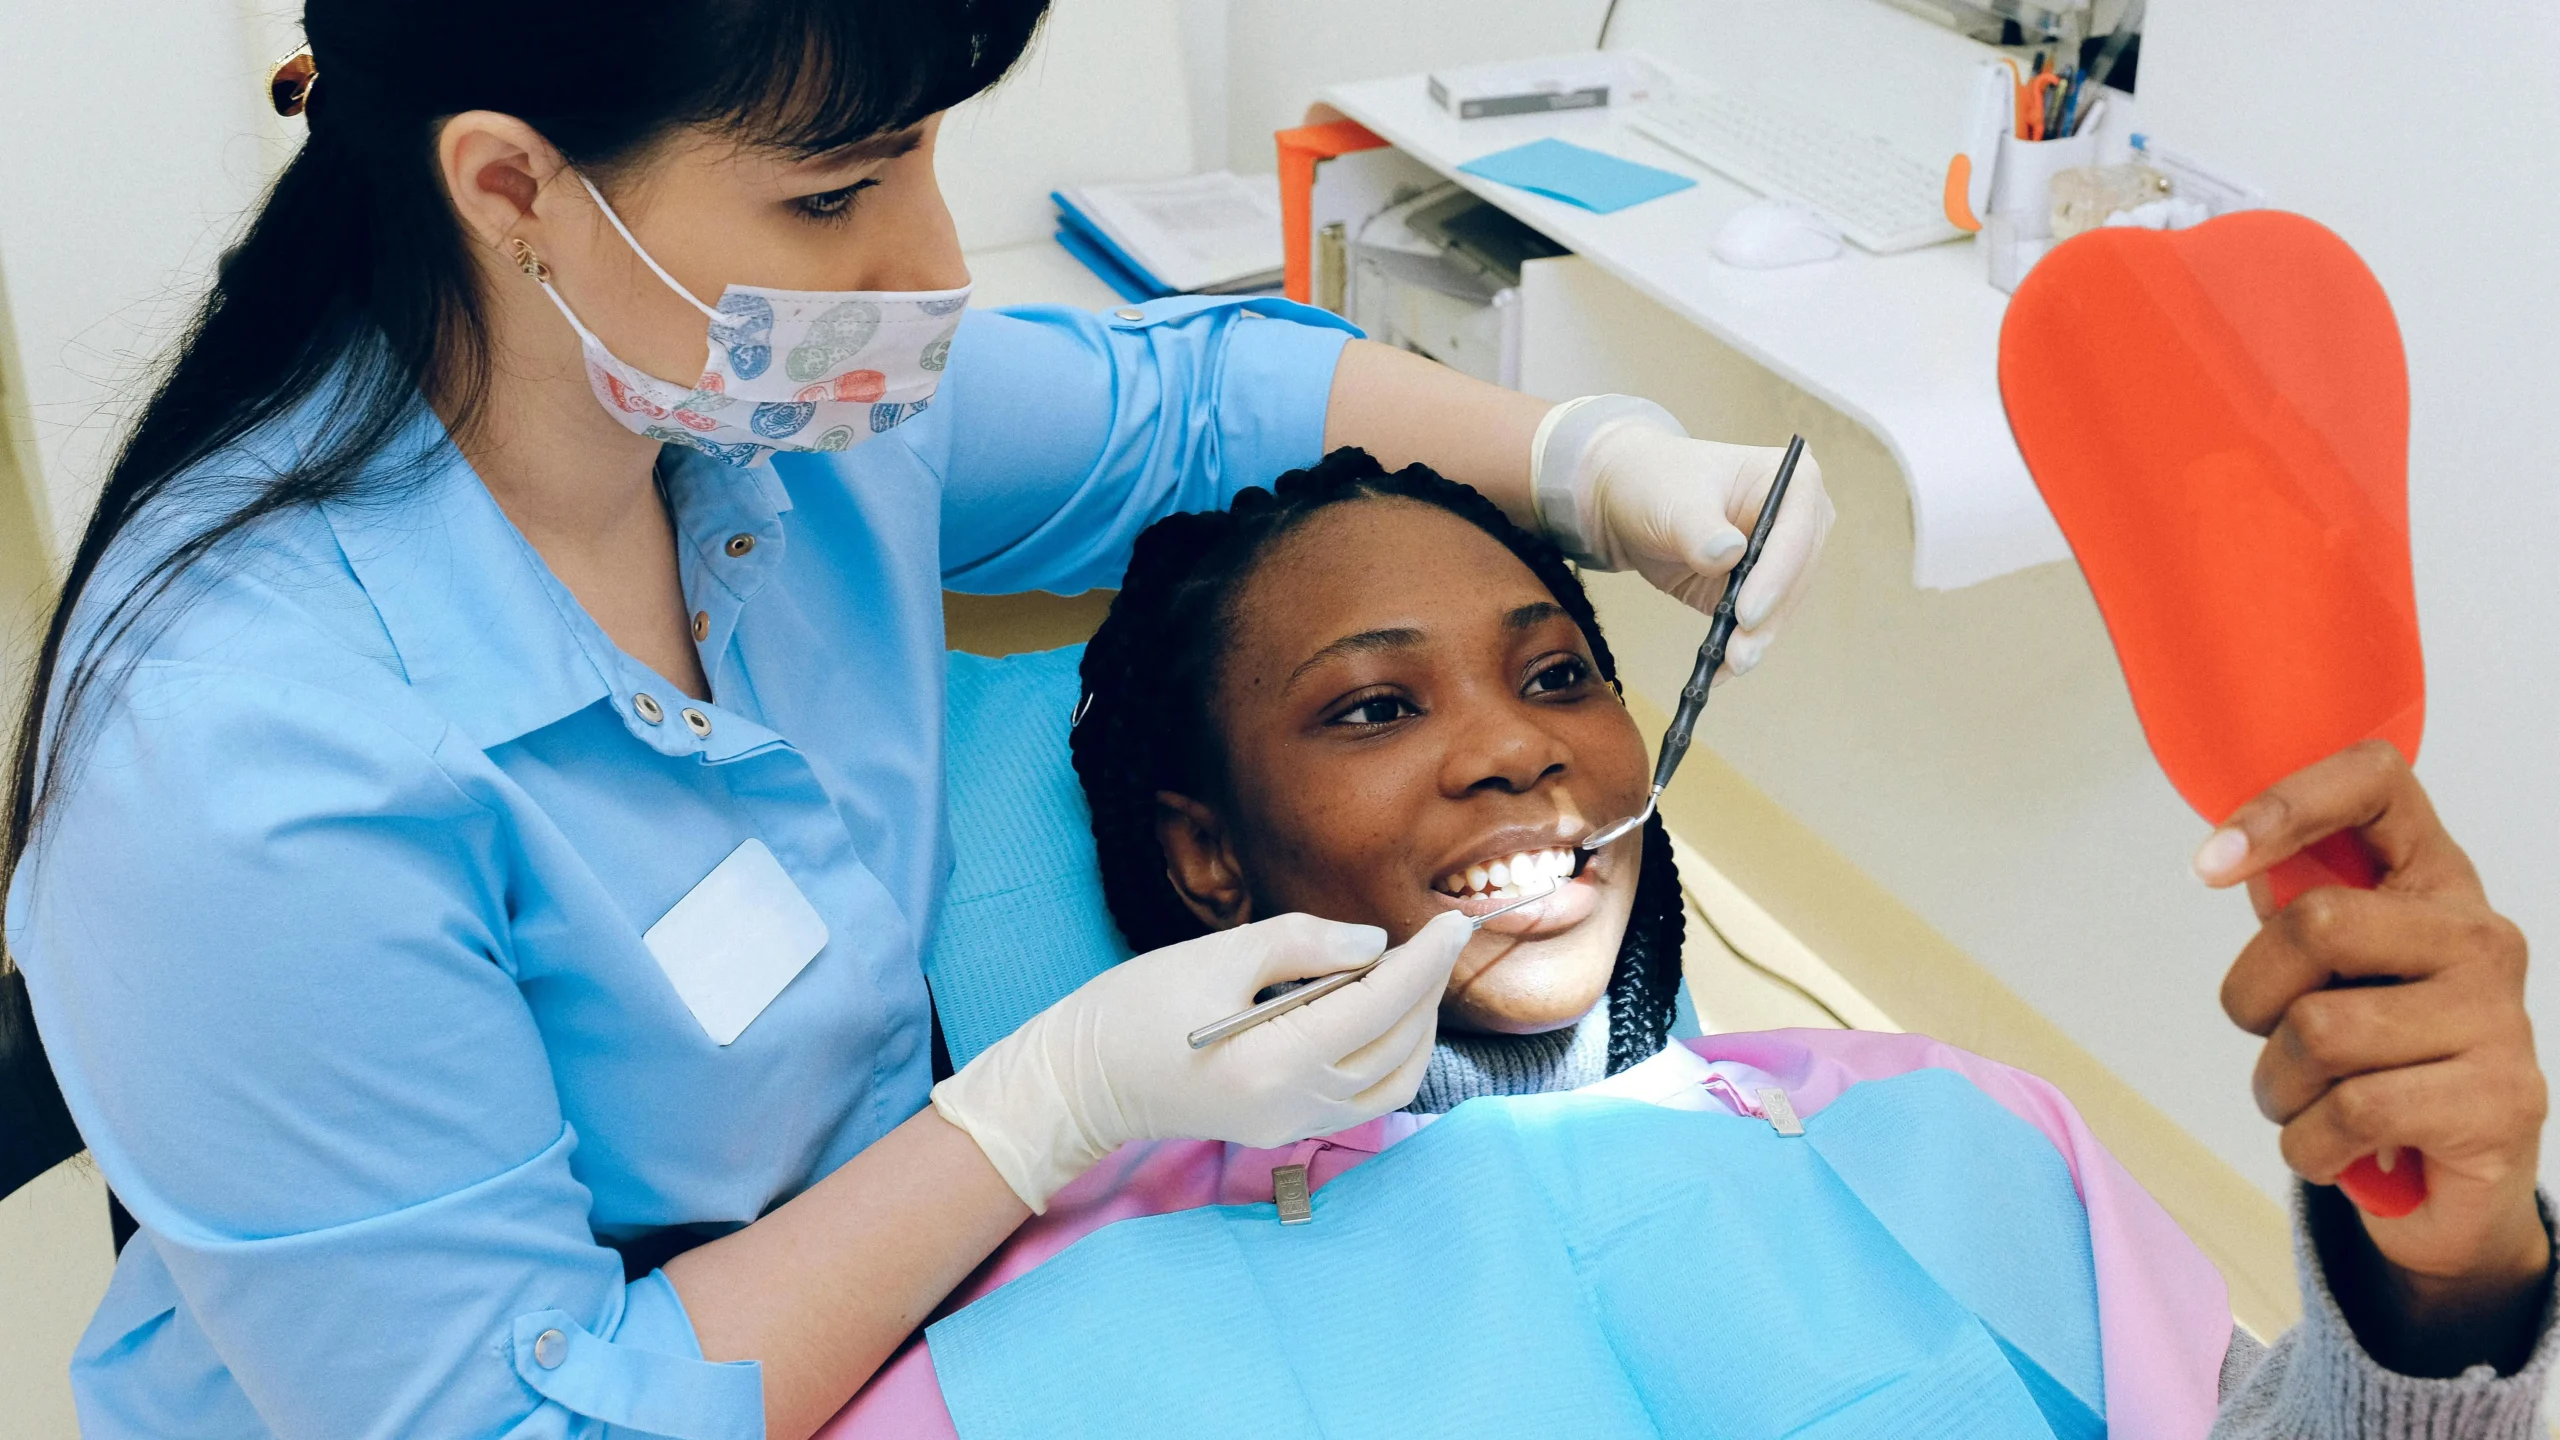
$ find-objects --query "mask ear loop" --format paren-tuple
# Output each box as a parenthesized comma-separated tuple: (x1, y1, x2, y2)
(510, 237, 616, 353)
(573, 172, 728, 323)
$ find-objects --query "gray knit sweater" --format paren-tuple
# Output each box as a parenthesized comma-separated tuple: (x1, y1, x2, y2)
(2212, 1186, 2559, 1437)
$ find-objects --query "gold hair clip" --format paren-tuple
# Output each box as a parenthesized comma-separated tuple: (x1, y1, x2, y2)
(268, 46, 317, 119)
(508, 239, 550, 284)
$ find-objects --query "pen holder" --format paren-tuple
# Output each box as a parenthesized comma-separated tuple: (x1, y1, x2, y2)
(1983, 128, 2100, 293)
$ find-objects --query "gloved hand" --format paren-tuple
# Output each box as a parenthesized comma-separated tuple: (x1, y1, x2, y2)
(931, 910, 1471, 1211)
(1532, 395, 1836, 678)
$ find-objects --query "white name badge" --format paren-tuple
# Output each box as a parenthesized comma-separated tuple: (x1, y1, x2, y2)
(644, 838, 831, 1045)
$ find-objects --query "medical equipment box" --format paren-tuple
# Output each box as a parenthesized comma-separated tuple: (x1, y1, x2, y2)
(1427, 56, 1624, 120)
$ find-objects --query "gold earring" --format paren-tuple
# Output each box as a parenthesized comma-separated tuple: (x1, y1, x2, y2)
(507, 238, 549, 284)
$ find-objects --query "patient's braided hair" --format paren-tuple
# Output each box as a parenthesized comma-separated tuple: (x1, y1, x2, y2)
(1072, 446, 1685, 1074)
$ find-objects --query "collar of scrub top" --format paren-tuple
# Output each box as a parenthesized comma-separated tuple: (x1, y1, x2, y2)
(319, 402, 798, 761)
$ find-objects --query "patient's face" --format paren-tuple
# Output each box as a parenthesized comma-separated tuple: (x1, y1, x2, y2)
(1166, 498, 1652, 1035)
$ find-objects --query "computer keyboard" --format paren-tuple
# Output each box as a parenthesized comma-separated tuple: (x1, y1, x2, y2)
(1624, 82, 1958, 254)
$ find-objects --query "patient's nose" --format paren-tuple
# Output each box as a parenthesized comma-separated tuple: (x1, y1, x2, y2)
(1444, 699, 1571, 797)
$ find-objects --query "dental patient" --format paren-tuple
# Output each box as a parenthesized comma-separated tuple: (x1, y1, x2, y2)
(1071, 445, 1688, 1111)
(827, 450, 2515, 1440)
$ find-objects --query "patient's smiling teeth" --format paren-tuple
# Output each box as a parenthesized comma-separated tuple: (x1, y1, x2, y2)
(1434, 845, 1580, 900)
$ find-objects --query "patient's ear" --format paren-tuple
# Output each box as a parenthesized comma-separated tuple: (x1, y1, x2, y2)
(1155, 791, 1251, 931)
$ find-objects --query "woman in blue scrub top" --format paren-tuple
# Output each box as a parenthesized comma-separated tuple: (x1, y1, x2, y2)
(2, 4, 1838, 1438)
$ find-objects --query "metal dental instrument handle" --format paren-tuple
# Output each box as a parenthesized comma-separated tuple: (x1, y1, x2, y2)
(1581, 434, 1808, 854)
(1186, 884, 1559, 1050)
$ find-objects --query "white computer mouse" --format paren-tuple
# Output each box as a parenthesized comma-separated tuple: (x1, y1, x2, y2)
(1711, 198, 1845, 269)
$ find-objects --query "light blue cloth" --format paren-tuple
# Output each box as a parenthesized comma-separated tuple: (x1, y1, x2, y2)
(929, 645, 1130, 1068)
(929, 1069, 2102, 1440)
(10, 294, 1357, 1439)
(1458, 138, 1697, 214)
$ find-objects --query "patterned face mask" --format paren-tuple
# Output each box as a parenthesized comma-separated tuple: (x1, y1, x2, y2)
(519, 173, 971, 466)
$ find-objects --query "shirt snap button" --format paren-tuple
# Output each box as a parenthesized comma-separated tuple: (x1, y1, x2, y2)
(1113, 307, 1144, 322)
(632, 693, 665, 725)
(681, 707, 713, 738)
(692, 610, 709, 642)
(534, 1328, 567, 1369)
(724, 533, 756, 558)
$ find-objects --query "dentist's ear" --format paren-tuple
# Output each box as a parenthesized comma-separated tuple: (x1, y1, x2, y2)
(435, 110, 570, 251)
(1155, 791, 1253, 931)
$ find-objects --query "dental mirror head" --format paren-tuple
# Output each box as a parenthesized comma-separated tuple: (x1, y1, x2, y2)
(1577, 787, 1660, 853)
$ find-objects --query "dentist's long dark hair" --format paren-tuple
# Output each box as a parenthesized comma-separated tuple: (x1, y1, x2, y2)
(3, 0, 1046, 898)
(1071, 448, 1687, 1075)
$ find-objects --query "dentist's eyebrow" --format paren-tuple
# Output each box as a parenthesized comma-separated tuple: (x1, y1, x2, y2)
(803, 124, 926, 167)
(1285, 627, 1425, 692)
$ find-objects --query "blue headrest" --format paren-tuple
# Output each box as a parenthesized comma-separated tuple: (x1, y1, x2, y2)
(928, 645, 1134, 1068)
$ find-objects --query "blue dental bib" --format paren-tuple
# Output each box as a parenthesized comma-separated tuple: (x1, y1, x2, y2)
(929, 1068, 2102, 1439)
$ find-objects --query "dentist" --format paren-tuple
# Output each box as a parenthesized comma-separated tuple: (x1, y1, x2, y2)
(0, 4, 1831, 1437)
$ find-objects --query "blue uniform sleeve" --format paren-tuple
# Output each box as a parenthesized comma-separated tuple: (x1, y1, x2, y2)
(927, 295, 1361, 595)
(10, 663, 760, 1440)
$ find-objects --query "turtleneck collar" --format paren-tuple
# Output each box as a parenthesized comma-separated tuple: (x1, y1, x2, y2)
(1406, 995, 1625, 1115)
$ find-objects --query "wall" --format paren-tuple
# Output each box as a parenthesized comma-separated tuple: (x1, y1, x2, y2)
(933, 0, 1202, 251)
(0, 3, 296, 558)
(1221, 0, 1609, 172)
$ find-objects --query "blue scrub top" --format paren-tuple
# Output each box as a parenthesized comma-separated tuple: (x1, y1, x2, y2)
(9, 295, 1357, 1438)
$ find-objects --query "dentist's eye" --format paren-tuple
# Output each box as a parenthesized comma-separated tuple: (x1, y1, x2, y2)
(792, 179, 878, 223)
(1327, 691, 1421, 728)
(1525, 656, 1593, 697)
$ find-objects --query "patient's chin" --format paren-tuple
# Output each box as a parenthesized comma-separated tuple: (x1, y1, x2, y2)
(1439, 933, 1619, 1036)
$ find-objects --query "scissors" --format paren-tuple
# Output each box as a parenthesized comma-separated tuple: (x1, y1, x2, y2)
(1186, 882, 1559, 1050)
(1579, 434, 1806, 855)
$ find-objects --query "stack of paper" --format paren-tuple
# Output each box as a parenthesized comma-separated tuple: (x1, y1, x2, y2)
(1052, 172, 1285, 302)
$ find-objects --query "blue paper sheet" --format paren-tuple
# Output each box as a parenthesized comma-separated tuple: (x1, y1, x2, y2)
(930, 1069, 2102, 1440)
(1457, 138, 1696, 214)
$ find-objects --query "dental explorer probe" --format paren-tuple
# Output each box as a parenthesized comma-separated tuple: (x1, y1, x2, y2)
(1186, 882, 1559, 1050)
(1580, 434, 1807, 854)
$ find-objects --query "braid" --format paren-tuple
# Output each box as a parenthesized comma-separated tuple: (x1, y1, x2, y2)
(1072, 446, 1685, 1067)
(1605, 815, 1686, 1073)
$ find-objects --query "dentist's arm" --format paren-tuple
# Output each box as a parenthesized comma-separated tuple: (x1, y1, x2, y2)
(1324, 340, 1835, 679)
(2199, 741, 2553, 1378)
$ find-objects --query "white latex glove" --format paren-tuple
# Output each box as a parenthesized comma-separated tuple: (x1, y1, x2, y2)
(1532, 395, 1836, 678)
(931, 910, 1471, 1211)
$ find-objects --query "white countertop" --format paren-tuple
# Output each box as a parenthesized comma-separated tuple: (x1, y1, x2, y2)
(1322, 68, 2069, 590)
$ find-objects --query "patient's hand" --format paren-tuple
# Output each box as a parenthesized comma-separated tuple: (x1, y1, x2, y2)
(2200, 741, 2552, 1373)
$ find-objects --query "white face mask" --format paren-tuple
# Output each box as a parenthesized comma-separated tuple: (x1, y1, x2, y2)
(518, 173, 971, 466)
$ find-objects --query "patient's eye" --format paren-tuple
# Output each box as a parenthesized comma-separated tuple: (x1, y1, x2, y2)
(1327, 691, 1420, 728)
(1525, 656, 1594, 697)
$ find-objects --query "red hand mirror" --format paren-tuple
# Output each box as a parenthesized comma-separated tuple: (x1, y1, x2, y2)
(1999, 210, 2427, 1217)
